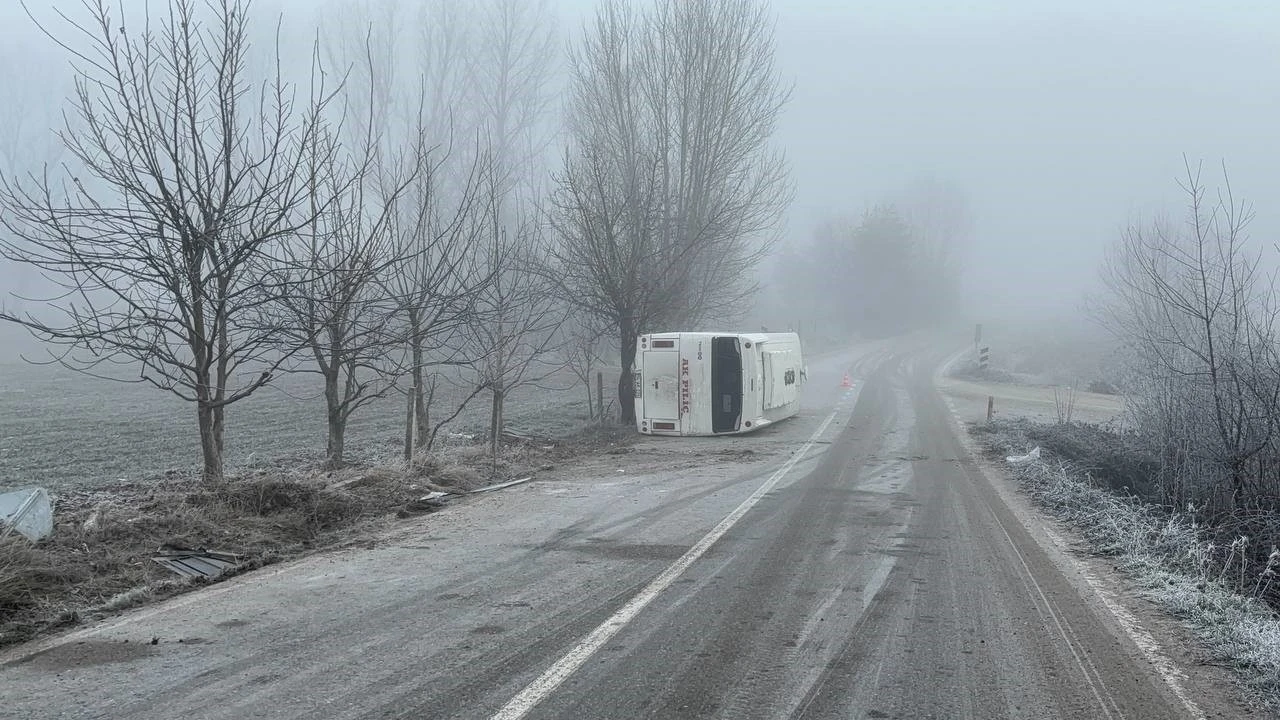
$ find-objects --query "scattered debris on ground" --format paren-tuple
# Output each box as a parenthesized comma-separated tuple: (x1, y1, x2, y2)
(151, 546, 242, 579)
(0, 424, 637, 650)
(470, 477, 534, 494)
(396, 495, 450, 518)
(1005, 446, 1041, 466)
(0, 488, 53, 542)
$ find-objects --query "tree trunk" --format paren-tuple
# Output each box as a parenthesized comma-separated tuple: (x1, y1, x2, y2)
(418, 374, 432, 450)
(584, 380, 594, 420)
(489, 387, 503, 456)
(404, 386, 416, 463)
(618, 321, 637, 424)
(197, 400, 223, 482)
(324, 371, 345, 468)
(213, 404, 225, 467)
(327, 416, 346, 468)
(420, 376, 440, 451)
(408, 312, 431, 450)
(489, 386, 505, 474)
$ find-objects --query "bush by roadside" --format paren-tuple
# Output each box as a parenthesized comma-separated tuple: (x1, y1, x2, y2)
(974, 419, 1280, 710)
(1010, 421, 1161, 499)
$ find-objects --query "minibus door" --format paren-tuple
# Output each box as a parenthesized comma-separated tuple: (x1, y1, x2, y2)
(711, 337, 743, 433)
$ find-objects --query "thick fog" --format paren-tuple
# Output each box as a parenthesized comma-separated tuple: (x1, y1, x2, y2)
(2, 0, 1278, 358)
(772, 0, 1280, 320)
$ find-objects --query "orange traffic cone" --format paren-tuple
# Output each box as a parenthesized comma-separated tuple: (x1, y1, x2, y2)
(841, 372, 852, 388)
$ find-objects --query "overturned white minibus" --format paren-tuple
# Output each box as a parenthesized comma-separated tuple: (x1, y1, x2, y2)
(634, 332, 805, 436)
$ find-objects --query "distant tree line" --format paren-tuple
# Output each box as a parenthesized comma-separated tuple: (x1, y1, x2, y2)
(777, 183, 969, 340)
(0, 0, 792, 480)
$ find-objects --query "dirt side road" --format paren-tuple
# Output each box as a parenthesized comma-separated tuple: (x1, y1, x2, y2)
(937, 373, 1124, 425)
(0, 338, 1242, 719)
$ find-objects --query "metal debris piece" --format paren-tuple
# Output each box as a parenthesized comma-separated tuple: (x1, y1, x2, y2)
(1006, 446, 1042, 466)
(470, 476, 534, 494)
(398, 493, 450, 517)
(0, 487, 53, 542)
(152, 546, 241, 579)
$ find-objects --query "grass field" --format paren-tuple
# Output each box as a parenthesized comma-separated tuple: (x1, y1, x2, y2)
(0, 359, 619, 492)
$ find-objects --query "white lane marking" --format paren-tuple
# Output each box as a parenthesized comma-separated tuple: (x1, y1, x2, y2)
(1045, 526, 1208, 720)
(490, 396, 854, 720)
(931, 351, 1205, 720)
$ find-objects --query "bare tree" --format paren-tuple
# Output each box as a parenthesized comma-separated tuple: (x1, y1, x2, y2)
(550, 0, 791, 423)
(277, 17, 441, 468)
(271, 113, 422, 468)
(414, 0, 473, 146)
(468, 179, 567, 465)
(379, 143, 492, 458)
(316, 7, 496, 459)
(0, 0, 335, 481)
(1099, 160, 1280, 510)
(560, 311, 608, 421)
(466, 0, 558, 198)
(898, 178, 971, 322)
(898, 178, 972, 265)
(309, 0, 559, 458)
(774, 184, 969, 342)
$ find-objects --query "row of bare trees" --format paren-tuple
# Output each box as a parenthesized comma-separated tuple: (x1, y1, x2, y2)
(0, 0, 342, 481)
(0, 0, 792, 480)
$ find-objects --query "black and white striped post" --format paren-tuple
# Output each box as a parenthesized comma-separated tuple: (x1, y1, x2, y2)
(979, 346, 990, 370)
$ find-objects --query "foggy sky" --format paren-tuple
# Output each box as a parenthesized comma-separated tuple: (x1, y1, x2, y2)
(769, 0, 1280, 319)
(2, 0, 1278, 354)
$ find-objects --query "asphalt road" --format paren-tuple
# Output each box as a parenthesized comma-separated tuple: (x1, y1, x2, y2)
(0, 339, 1212, 719)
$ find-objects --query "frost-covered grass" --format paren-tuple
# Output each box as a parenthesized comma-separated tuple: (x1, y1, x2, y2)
(975, 420, 1280, 710)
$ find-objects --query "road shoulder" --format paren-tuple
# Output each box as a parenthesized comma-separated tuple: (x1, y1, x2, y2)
(935, 366, 1258, 719)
